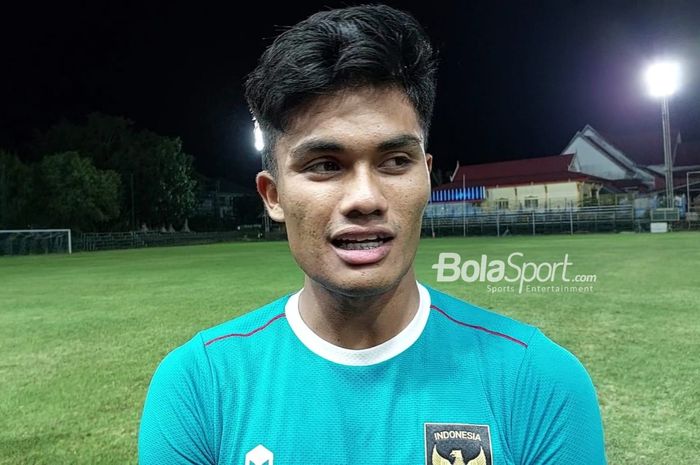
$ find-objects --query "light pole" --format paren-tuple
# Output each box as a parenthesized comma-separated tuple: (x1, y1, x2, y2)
(253, 119, 271, 235)
(644, 60, 681, 208)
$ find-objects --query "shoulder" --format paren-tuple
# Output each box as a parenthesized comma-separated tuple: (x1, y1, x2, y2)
(199, 294, 292, 349)
(424, 283, 538, 351)
(153, 294, 293, 377)
(519, 329, 597, 397)
(423, 284, 595, 389)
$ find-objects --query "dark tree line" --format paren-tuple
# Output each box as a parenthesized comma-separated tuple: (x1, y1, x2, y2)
(0, 114, 198, 232)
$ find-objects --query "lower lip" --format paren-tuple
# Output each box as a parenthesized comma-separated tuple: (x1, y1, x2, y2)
(331, 240, 393, 266)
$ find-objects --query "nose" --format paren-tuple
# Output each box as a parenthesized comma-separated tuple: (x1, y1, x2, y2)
(338, 162, 388, 218)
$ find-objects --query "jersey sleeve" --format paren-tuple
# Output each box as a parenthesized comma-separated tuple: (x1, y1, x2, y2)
(138, 334, 218, 465)
(510, 329, 607, 465)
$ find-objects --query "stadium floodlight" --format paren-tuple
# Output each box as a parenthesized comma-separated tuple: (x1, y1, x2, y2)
(644, 61, 681, 98)
(252, 118, 270, 234)
(253, 119, 264, 152)
(644, 60, 681, 208)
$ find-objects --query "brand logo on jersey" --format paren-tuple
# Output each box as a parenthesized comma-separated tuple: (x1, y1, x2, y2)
(245, 444, 274, 465)
(425, 423, 492, 465)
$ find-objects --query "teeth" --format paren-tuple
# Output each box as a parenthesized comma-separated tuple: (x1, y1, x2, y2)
(338, 240, 383, 250)
(338, 235, 379, 242)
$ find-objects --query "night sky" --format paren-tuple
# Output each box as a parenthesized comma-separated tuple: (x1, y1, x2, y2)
(2, 1, 700, 187)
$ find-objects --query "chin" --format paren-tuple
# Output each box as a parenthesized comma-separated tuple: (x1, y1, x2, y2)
(311, 262, 412, 298)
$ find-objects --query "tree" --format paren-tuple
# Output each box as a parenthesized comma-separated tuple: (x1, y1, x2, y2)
(134, 131, 197, 228)
(34, 152, 121, 232)
(0, 150, 34, 228)
(33, 114, 136, 170)
(33, 113, 198, 229)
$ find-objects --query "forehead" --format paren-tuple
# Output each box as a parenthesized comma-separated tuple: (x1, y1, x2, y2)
(277, 87, 423, 156)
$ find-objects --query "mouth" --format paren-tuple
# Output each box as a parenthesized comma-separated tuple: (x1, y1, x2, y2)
(331, 234, 394, 250)
(329, 230, 395, 265)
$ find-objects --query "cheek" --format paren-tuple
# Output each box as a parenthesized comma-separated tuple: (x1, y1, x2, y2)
(403, 176, 431, 209)
(282, 192, 329, 243)
(284, 199, 306, 223)
(391, 178, 430, 237)
(414, 181, 431, 207)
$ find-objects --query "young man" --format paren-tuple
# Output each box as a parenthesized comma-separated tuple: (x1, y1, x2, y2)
(139, 5, 607, 464)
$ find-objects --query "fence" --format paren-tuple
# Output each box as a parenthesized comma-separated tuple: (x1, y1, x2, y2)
(74, 230, 261, 252)
(422, 205, 644, 236)
(5, 205, 696, 255)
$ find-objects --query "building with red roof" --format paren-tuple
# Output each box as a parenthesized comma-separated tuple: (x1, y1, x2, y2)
(430, 153, 607, 212)
(429, 124, 700, 214)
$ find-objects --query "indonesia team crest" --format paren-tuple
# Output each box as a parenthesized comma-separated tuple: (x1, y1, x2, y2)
(425, 423, 492, 465)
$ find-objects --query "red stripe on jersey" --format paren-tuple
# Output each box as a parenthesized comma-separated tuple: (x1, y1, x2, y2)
(430, 304, 528, 348)
(204, 313, 286, 346)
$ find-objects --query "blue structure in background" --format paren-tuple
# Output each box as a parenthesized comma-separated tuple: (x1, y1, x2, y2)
(430, 186, 486, 203)
(427, 185, 487, 218)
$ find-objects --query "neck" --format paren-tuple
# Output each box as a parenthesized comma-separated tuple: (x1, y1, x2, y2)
(298, 270, 420, 349)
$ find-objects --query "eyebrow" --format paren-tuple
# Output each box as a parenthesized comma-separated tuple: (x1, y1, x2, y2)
(289, 134, 424, 161)
(378, 134, 424, 152)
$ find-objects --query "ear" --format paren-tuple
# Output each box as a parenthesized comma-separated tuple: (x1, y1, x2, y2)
(256, 171, 285, 222)
(425, 153, 433, 173)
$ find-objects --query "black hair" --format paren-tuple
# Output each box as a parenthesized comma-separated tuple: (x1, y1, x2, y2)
(244, 3, 438, 175)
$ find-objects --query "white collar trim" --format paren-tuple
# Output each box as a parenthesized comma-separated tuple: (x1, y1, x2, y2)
(285, 282, 431, 366)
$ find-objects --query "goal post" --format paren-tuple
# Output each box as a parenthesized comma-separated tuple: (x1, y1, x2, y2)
(0, 229, 72, 256)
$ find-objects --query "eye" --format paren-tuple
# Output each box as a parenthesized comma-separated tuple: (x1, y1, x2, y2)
(305, 160, 341, 174)
(381, 155, 413, 170)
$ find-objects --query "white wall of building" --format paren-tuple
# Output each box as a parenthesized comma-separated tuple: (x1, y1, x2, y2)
(483, 181, 589, 210)
(563, 138, 631, 180)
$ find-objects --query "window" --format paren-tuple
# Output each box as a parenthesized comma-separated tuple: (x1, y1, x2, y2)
(497, 199, 509, 210)
(524, 198, 539, 209)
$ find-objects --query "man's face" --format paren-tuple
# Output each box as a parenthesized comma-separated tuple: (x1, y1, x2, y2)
(257, 86, 432, 297)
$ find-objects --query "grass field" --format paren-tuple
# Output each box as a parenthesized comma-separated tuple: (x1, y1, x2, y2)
(1, 232, 698, 464)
